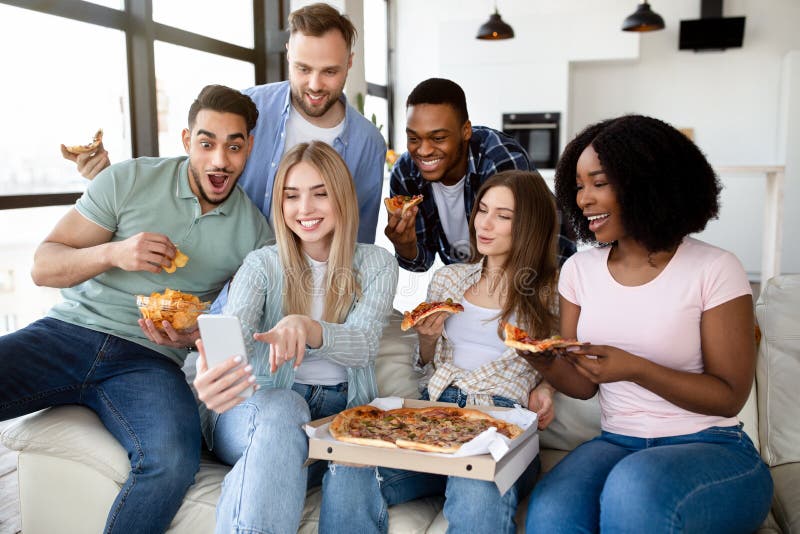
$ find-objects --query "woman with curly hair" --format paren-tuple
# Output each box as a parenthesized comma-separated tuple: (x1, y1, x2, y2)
(525, 115, 773, 533)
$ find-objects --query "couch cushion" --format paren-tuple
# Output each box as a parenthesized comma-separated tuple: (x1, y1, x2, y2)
(538, 393, 600, 451)
(1, 406, 129, 483)
(770, 462, 800, 534)
(375, 310, 423, 399)
(756, 274, 800, 466)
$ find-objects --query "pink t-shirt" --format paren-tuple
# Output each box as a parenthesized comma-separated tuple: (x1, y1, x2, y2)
(558, 237, 751, 438)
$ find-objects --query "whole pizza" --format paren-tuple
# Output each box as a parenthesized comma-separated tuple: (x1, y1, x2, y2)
(329, 405, 523, 454)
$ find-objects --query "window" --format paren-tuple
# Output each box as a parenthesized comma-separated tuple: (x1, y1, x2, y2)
(363, 0, 392, 147)
(154, 41, 255, 156)
(153, 1, 254, 48)
(0, 0, 287, 332)
(0, 4, 131, 195)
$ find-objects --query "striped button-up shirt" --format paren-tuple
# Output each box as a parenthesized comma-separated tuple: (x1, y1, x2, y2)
(417, 261, 544, 407)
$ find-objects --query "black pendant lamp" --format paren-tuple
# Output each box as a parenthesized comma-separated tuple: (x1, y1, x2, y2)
(622, 1, 665, 32)
(476, 7, 514, 40)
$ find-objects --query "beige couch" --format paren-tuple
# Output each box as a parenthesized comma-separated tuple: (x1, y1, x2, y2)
(3, 275, 799, 533)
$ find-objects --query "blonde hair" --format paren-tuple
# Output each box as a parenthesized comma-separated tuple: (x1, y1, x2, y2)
(271, 141, 361, 323)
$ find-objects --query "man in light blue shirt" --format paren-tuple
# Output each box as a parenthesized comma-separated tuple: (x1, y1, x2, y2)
(66, 3, 386, 245)
(240, 4, 386, 244)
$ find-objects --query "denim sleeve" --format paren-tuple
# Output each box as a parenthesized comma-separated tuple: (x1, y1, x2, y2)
(354, 138, 386, 244)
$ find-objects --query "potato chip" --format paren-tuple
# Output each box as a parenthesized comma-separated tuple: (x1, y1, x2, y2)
(136, 288, 208, 332)
(163, 248, 189, 274)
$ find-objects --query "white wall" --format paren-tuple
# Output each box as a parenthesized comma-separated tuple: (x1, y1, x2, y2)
(392, 0, 800, 277)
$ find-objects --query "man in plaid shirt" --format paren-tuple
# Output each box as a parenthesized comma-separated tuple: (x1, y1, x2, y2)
(385, 78, 576, 272)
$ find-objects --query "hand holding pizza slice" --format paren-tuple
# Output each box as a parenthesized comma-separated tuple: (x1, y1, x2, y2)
(401, 298, 465, 331)
(62, 129, 104, 155)
(384, 194, 424, 217)
(503, 323, 584, 357)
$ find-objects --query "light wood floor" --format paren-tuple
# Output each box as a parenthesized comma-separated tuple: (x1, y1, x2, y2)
(0, 419, 21, 534)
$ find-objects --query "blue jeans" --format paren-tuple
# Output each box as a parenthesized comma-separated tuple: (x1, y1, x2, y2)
(320, 386, 540, 534)
(0, 318, 201, 534)
(527, 426, 774, 534)
(212, 382, 347, 534)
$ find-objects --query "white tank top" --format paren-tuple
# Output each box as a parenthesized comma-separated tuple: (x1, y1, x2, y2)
(447, 298, 509, 371)
(293, 255, 347, 385)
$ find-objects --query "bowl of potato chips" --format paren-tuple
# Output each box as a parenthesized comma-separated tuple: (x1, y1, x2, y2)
(136, 288, 209, 332)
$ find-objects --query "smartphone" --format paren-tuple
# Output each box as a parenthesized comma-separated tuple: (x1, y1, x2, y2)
(197, 314, 253, 398)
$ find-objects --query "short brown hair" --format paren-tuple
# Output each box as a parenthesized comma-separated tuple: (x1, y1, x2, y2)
(288, 2, 357, 51)
(187, 84, 259, 134)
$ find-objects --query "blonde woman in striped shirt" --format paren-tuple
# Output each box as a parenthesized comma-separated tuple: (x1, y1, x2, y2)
(192, 141, 398, 534)
(321, 170, 558, 534)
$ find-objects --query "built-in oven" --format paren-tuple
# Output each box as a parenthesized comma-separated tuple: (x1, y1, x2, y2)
(502, 112, 560, 169)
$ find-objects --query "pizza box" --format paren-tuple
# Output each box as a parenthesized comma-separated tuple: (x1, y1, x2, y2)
(306, 398, 539, 494)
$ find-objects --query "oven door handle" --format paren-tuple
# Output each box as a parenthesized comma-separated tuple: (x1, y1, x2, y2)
(503, 123, 558, 130)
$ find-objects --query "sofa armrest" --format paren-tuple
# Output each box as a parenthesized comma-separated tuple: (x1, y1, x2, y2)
(0, 405, 129, 484)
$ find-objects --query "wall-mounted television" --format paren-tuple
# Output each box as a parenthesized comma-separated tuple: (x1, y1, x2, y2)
(679, 16, 745, 51)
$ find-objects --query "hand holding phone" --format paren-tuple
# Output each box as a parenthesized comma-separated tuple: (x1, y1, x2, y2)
(197, 315, 254, 400)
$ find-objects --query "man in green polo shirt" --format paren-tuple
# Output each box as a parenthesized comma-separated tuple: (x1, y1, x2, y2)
(0, 85, 272, 533)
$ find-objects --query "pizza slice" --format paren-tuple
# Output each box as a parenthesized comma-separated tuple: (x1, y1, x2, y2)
(401, 298, 465, 331)
(503, 323, 583, 353)
(384, 194, 424, 216)
(64, 129, 103, 155)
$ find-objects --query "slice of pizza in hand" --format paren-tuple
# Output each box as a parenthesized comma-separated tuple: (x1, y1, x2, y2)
(503, 323, 583, 353)
(384, 194, 424, 216)
(401, 298, 464, 331)
(64, 128, 103, 155)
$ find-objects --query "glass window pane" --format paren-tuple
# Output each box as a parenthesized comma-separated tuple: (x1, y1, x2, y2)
(154, 41, 255, 157)
(0, 206, 69, 334)
(153, 1, 254, 49)
(0, 5, 131, 195)
(364, 94, 389, 146)
(364, 0, 387, 85)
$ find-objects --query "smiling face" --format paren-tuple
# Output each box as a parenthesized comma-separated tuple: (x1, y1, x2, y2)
(406, 103, 471, 186)
(282, 161, 337, 260)
(575, 144, 625, 243)
(473, 185, 514, 264)
(182, 109, 252, 214)
(287, 29, 352, 127)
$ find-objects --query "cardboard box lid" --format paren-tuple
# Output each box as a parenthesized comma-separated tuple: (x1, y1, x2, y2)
(306, 399, 540, 494)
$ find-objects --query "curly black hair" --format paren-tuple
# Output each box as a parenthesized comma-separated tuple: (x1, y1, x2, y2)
(555, 115, 721, 253)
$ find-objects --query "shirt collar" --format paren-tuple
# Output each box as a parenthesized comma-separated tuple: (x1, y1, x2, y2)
(280, 81, 350, 146)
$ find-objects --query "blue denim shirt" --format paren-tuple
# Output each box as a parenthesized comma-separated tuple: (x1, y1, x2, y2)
(240, 81, 386, 244)
(389, 126, 577, 272)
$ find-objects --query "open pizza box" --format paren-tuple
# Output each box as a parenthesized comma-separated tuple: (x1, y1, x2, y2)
(305, 398, 540, 494)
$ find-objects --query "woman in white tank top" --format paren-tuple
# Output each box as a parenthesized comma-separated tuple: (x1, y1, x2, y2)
(321, 170, 561, 534)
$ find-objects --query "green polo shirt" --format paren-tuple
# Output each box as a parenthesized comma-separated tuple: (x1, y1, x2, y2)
(48, 156, 273, 365)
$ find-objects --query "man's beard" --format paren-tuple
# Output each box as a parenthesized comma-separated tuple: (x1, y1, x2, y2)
(189, 163, 236, 206)
(291, 85, 342, 118)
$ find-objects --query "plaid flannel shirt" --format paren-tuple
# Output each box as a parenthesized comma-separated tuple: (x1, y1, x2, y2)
(390, 126, 577, 272)
(414, 261, 542, 407)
